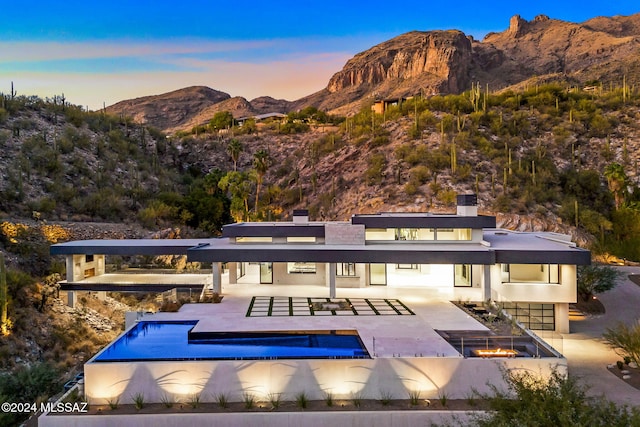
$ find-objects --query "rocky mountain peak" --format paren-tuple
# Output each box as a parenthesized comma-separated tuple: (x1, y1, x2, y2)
(322, 30, 472, 107)
(506, 14, 528, 38)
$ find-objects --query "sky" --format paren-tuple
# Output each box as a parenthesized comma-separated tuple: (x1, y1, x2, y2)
(1, 1, 639, 110)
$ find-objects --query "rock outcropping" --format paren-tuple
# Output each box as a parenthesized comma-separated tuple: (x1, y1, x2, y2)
(327, 30, 471, 95)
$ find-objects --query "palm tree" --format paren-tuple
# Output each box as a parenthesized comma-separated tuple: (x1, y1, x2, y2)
(604, 163, 627, 210)
(226, 139, 243, 171)
(253, 149, 271, 214)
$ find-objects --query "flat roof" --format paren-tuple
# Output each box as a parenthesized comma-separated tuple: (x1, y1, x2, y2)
(483, 229, 591, 265)
(50, 229, 590, 265)
(49, 238, 219, 256)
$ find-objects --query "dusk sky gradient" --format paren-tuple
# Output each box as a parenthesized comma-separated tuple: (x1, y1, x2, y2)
(1, 0, 638, 109)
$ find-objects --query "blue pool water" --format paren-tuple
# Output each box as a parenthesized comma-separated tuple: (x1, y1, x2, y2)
(93, 321, 370, 362)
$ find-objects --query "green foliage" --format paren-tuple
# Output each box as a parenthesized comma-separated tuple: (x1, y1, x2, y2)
(242, 392, 255, 409)
(577, 264, 623, 301)
(181, 169, 232, 233)
(323, 391, 334, 407)
(279, 121, 309, 134)
(295, 391, 308, 409)
(0, 362, 61, 426)
(604, 163, 629, 209)
(138, 200, 179, 229)
(365, 153, 386, 185)
(209, 111, 234, 131)
(132, 392, 145, 409)
(218, 170, 252, 222)
(408, 389, 421, 406)
(267, 392, 281, 409)
(475, 369, 640, 427)
(603, 322, 640, 367)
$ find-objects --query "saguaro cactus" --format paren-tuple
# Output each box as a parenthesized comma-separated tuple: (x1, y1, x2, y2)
(0, 252, 8, 335)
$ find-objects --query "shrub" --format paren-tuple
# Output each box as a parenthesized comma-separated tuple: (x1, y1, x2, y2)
(295, 391, 308, 409)
(408, 389, 421, 406)
(603, 322, 640, 367)
(577, 264, 622, 301)
(474, 369, 640, 426)
(243, 392, 255, 409)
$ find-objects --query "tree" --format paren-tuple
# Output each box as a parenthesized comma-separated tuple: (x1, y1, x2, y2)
(603, 321, 640, 367)
(210, 111, 234, 132)
(226, 139, 243, 172)
(604, 163, 628, 210)
(253, 149, 271, 213)
(576, 264, 622, 301)
(181, 170, 232, 233)
(219, 171, 252, 221)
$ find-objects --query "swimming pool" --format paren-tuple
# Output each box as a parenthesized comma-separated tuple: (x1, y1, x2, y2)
(93, 321, 370, 362)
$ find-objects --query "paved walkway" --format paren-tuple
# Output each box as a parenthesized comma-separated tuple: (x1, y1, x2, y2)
(562, 266, 640, 407)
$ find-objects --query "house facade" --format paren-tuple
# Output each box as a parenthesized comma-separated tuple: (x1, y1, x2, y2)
(51, 195, 590, 333)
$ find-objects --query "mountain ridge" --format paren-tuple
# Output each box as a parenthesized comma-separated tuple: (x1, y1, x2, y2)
(105, 12, 640, 131)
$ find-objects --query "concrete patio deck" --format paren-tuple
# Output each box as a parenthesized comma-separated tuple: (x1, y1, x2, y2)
(146, 277, 492, 359)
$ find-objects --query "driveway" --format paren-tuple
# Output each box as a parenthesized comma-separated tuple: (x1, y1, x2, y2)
(563, 266, 640, 406)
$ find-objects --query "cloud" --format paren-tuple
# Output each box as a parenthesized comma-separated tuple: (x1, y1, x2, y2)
(0, 39, 277, 63)
(1, 51, 351, 110)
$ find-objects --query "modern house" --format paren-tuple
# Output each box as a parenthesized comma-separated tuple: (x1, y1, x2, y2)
(41, 195, 591, 425)
(51, 194, 590, 334)
(371, 97, 413, 115)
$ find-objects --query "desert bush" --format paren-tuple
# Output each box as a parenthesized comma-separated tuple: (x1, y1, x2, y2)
(603, 321, 640, 367)
(473, 369, 640, 426)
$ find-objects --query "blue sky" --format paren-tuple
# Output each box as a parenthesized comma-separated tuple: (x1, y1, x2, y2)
(1, 0, 638, 109)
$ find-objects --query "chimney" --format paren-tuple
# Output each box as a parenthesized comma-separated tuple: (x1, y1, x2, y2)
(292, 209, 309, 223)
(456, 194, 478, 217)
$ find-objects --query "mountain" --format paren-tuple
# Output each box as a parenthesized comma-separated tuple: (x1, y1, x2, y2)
(106, 86, 231, 132)
(302, 13, 640, 113)
(105, 13, 640, 132)
(107, 87, 293, 133)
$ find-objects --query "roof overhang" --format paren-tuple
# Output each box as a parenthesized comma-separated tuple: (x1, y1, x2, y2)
(222, 223, 325, 238)
(49, 239, 218, 256)
(351, 214, 496, 229)
(187, 242, 495, 264)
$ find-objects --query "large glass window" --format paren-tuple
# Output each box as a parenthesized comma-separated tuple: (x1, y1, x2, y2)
(395, 228, 418, 240)
(502, 264, 559, 283)
(236, 237, 272, 243)
(365, 228, 394, 240)
(237, 262, 246, 279)
(336, 263, 356, 277)
(501, 303, 555, 331)
(286, 236, 316, 243)
(436, 228, 471, 241)
(396, 264, 419, 269)
(370, 264, 387, 285)
(287, 262, 316, 274)
(454, 264, 472, 287)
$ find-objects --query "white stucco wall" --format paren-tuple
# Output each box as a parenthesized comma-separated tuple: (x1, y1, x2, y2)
(40, 409, 479, 427)
(82, 357, 566, 405)
(271, 262, 327, 285)
(492, 265, 577, 304)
